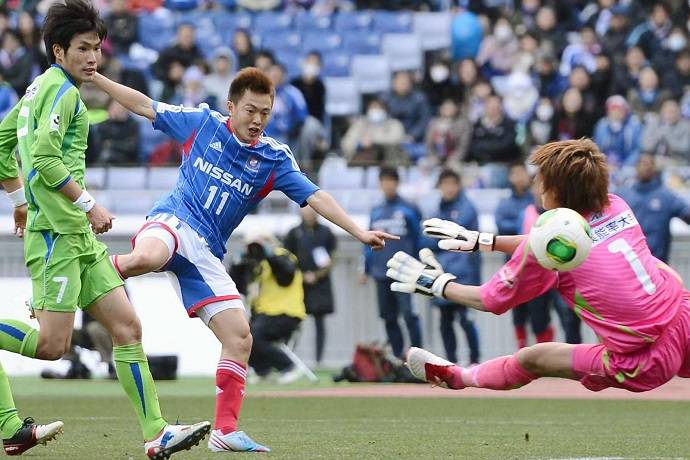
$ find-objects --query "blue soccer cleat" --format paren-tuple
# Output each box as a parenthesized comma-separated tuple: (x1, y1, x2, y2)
(208, 429, 271, 453)
(144, 421, 211, 459)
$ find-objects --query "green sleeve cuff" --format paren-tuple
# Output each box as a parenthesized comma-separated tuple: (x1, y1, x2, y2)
(34, 157, 71, 188)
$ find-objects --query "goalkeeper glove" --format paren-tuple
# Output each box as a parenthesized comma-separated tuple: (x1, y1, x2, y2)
(422, 218, 495, 253)
(386, 249, 456, 298)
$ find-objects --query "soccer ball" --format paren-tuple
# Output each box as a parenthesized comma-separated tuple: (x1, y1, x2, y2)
(528, 208, 592, 272)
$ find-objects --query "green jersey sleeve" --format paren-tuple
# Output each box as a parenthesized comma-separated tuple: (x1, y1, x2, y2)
(31, 86, 79, 188)
(0, 101, 20, 181)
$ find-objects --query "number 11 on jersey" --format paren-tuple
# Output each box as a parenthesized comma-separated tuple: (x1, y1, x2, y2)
(203, 185, 230, 215)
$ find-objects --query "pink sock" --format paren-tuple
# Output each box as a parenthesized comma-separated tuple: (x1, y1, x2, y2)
(462, 355, 537, 390)
(215, 359, 246, 434)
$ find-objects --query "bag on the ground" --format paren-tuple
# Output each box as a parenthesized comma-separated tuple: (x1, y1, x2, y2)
(332, 343, 424, 383)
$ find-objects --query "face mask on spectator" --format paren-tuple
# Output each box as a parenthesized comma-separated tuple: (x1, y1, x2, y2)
(667, 34, 687, 51)
(301, 62, 320, 79)
(430, 65, 449, 83)
(367, 108, 387, 124)
(536, 103, 554, 121)
(495, 24, 513, 42)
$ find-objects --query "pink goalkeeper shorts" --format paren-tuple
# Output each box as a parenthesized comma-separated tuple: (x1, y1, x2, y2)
(572, 300, 690, 392)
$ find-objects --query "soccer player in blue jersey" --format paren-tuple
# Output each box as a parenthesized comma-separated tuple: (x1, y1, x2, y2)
(92, 67, 397, 453)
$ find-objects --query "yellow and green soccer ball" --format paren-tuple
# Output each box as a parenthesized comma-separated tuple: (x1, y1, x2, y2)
(528, 208, 593, 272)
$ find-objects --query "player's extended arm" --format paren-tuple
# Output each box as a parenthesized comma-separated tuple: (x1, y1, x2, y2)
(306, 190, 399, 250)
(423, 218, 524, 254)
(386, 249, 487, 311)
(92, 72, 155, 121)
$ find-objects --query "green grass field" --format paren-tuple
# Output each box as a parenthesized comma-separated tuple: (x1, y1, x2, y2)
(6, 376, 690, 459)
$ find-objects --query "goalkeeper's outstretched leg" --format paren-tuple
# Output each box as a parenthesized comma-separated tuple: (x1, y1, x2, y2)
(406, 342, 576, 390)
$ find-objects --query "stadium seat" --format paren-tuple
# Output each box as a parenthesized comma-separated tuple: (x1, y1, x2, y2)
(322, 52, 350, 77)
(136, 116, 168, 163)
(261, 31, 301, 52)
(293, 12, 332, 31)
(273, 49, 302, 78)
(108, 190, 161, 214)
(213, 11, 252, 31)
(137, 13, 175, 52)
(413, 12, 452, 50)
(318, 159, 364, 190)
(106, 167, 148, 190)
(164, 0, 198, 10)
(301, 31, 342, 54)
(350, 55, 391, 94)
(324, 77, 360, 116)
(148, 167, 180, 190)
(85, 167, 107, 190)
(372, 11, 412, 33)
(216, 0, 236, 9)
(333, 11, 373, 32)
(342, 31, 381, 55)
(195, 25, 223, 58)
(466, 188, 511, 216)
(381, 34, 423, 71)
(253, 11, 293, 34)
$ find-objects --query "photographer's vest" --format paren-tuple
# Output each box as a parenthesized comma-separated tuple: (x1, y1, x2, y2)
(253, 248, 306, 320)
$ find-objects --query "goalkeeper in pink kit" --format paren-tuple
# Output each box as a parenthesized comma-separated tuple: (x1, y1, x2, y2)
(388, 138, 690, 393)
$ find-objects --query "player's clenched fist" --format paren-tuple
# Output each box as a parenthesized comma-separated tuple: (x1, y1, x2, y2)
(386, 249, 455, 298)
(87, 204, 114, 234)
(422, 218, 495, 253)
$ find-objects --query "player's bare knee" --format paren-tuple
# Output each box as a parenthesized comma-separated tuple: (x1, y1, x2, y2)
(515, 346, 542, 374)
(36, 340, 69, 361)
(110, 315, 142, 344)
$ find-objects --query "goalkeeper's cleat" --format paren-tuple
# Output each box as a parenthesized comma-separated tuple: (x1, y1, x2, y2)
(3, 417, 64, 456)
(208, 429, 271, 453)
(145, 421, 211, 459)
(406, 347, 463, 389)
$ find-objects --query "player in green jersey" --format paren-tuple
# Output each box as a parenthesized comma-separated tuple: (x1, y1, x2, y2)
(0, 2, 209, 458)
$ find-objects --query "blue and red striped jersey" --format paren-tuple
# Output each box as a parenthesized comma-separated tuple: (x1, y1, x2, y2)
(149, 101, 319, 260)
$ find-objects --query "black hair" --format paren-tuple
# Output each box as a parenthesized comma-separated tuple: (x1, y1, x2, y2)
(438, 168, 460, 184)
(379, 166, 399, 182)
(42, 0, 107, 64)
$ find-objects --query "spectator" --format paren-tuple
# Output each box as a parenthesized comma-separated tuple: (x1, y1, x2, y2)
(467, 95, 521, 186)
(454, 58, 480, 105)
(475, 17, 519, 77)
(172, 65, 217, 109)
(662, 49, 690, 100)
(554, 87, 595, 140)
(559, 26, 601, 77)
(0, 30, 32, 96)
(513, 30, 539, 74)
(611, 46, 647, 97)
(421, 55, 456, 110)
(97, 100, 141, 165)
(233, 29, 255, 71)
(341, 98, 406, 166)
(525, 97, 556, 150)
(428, 169, 481, 365)
(17, 11, 47, 78)
(284, 206, 337, 368)
(105, 0, 138, 54)
(510, 0, 539, 32)
(0, 72, 17, 119)
(593, 95, 643, 167)
(382, 70, 432, 143)
(253, 50, 274, 73)
(494, 162, 534, 238)
(617, 153, 690, 263)
(626, 1, 672, 71)
(642, 100, 690, 164)
(500, 71, 539, 123)
(265, 62, 308, 144)
(534, 50, 567, 100)
(627, 66, 672, 121)
(450, 1, 482, 62)
(362, 167, 422, 360)
(291, 51, 326, 122)
(601, 3, 632, 66)
(590, 54, 614, 106)
(203, 47, 235, 112)
(425, 98, 471, 166)
(534, 5, 566, 57)
(152, 23, 203, 102)
(245, 233, 307, 384)
(567, 65, 603, 118)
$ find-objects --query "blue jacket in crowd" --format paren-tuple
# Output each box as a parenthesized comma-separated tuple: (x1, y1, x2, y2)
(592, 115, 643, 167)
(494, 189, 534, 235)
(365, 195, 422, 280)
(425, 191, 481, 288)
(617, 176, 690, 262)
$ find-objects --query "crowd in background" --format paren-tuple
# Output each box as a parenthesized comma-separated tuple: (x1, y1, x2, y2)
(0, 0, 688, 188)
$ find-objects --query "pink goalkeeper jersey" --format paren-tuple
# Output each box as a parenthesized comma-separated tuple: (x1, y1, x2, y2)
(480, 194, 686, 354)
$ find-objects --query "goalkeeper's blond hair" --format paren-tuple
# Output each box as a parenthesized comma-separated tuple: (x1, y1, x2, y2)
(529, 138, 610, 214)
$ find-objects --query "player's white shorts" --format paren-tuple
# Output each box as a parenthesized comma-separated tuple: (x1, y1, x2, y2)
(131, 213, 244, 325)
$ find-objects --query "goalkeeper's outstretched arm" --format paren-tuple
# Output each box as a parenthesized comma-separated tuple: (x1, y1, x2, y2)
(92, 72, 155, 121)
(423, 218, 525, 254)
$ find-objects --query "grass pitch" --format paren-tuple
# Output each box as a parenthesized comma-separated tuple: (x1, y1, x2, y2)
(7, 376, 689, 459)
